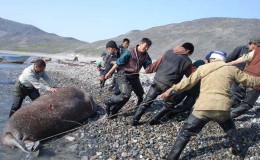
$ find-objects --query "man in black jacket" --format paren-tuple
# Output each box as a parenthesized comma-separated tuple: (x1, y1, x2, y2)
(131, 42, 194, 126)
(148, 60, 205, 125)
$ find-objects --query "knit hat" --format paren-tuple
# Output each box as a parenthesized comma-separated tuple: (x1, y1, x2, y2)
(209, 51, 227, 61)
(193, 60, 205, 68)
(205, 51, 214, 62)
(181, 42, 194, 54)
(250, 37, 260, 46)
(106, 40, 118, 49)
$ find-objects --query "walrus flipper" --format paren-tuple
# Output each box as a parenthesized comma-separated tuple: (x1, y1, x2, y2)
(25, 140, 40, 151)
(2, 133, 29, 153)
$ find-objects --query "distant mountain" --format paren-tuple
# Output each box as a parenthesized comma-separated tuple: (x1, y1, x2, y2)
(1, 17, 260, 60)
(0, 17, 88, 53)
(75, 17, 260, 60)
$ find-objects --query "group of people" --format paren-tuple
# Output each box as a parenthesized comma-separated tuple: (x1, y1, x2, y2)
(9, 36, 260, 159)
(96, 37, 260, 159)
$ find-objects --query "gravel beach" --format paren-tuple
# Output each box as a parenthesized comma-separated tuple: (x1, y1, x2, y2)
(0, 54, 259, 160)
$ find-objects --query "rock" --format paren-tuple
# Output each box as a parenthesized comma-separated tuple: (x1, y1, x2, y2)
(96, 152, 102, 156)
(121, 152, 128, 157)
(81, 156, 88, 160)
(66, 144, 78, 152)
(65, 135, 75, 142)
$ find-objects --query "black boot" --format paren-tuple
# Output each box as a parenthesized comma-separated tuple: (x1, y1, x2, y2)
(136, 96, 143, 106)
(149, 107, 171, 125)
(104, 98, 113, 116)
(226, 128, 242, 155)
(218, 119, 242, 155)
(230, 104, 249, 119)
(166, 136, 189, 160)
(131, 106, 146, 126)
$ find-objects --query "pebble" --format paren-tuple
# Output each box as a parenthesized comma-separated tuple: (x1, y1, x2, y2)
(64, 135, 75, 141)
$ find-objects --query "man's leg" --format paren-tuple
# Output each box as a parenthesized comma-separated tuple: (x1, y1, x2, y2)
(164, 93, 196, 120)
(105, 76, 132, 117)
(28, 88, 40, 101)
(167, 114, 208, 160)
(131, 84, 161, 126)
(9, 95, 24, 117)
(9, 82, 25, 117)
(217, 118, 242, 155)
(230, 84, 246, 106)
(132, 77, 145, 106)
(231, 89, 259, 118)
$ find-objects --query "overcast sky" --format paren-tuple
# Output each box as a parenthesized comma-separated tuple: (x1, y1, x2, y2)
(1, 0, 260, 42)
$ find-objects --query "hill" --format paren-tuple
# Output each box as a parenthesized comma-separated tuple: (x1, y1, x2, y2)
(0, 17, 88, 53)
(75, 17, 260, 60)
(1, 17, 260, 60)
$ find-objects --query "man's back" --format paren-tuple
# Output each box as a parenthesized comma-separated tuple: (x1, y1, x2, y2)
(154, 50, 192, 86)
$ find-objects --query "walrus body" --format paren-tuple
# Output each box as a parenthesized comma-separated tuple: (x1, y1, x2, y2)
(1, 87, 97, 152)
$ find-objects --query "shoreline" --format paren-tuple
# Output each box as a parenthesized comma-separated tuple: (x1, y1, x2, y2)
(0, 50, 99, 62)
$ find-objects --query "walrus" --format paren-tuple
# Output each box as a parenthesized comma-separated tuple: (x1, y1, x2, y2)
(1, 87, 97, 153)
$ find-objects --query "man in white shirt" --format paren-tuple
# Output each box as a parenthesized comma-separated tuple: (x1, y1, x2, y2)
(9, 59, 57, 117)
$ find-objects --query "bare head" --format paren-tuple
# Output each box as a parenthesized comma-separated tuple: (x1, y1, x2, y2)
(106, 40, 118, 55)
(137, 38, 152, 53)
(34, 59, 46, 73)
(122, 38, 130, 48)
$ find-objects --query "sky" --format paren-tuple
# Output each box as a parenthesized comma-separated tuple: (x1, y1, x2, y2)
(1, 0, 260, 42)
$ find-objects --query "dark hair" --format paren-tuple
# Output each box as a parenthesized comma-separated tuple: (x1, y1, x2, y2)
(34, 59, 46, 68)
(106, 40, 118, 49)
(140, 38, 152, 47)
(123, 38, 130, 44)
(182, 42, 194, 54)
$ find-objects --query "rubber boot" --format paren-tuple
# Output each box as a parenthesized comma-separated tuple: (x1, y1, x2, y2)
(131, 106, 146, 126)
(166, 136, 189, 160)
(218, 119, 242, 155)
(149, 107, 171, 125)
(104, 98, 113, 116)
(230, 104, 249, 119)
(226, 128, 242, 155)
(136, 96, 143, 106)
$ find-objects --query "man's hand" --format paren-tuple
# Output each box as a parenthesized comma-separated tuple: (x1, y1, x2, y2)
(98, 76, 105, 81)
(105, 72, 112, 79)
(161, 90, 176, 100)
(253, 86, 260, 91)
(161, 91, 171, 100)
(49, 87, 58, 92)
(97, 67, 102, 71)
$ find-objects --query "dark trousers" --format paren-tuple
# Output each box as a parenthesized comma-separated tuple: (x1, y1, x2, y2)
(154, 94, 196, 121)
(109, 76, 120, 95)
(10, 81, 40, 116)
(167, 113, 240, 159)
(108, 71, 144, 114)
(231, 88, 260, 118)
(132, 81, 187, 124)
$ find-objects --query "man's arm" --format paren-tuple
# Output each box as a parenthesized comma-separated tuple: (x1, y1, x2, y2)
(228, 50, 254, 66)
(105, 64, 119, 79)
(145, 56, 164, 73)
(100, 56, 114, 77)
(161, 68, 202, 100)
(42, 71, 56, 87)
(184, 64, 194, 77)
